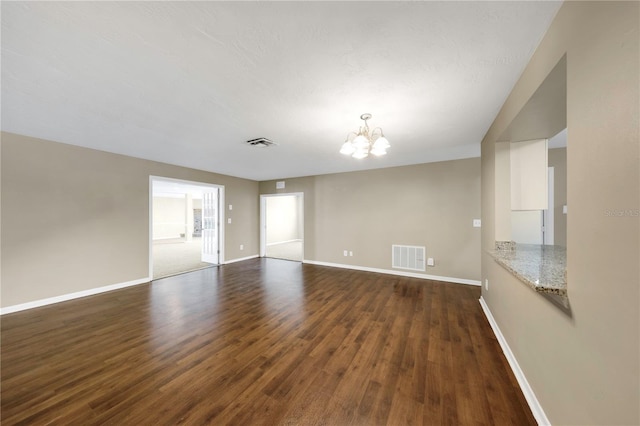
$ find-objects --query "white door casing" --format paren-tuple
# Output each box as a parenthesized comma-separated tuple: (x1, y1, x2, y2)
(202, 190, 219, 264)
(260, 193, 304, 260)
(150, 176, 224, 278)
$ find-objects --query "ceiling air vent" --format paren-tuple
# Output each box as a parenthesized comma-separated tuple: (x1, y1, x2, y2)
(245, 138, 277, 148)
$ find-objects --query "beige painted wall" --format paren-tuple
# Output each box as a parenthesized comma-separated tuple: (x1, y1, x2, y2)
(494, 141, 511, 241)
(266, 195, 300, 244)
(261, 158, 481, 282)
(548, 147, 567, 247)
(152, 197, 187, 240)
(481, 2, 639, 425)
(0, 132, 259, 307)
(152, 196, 202, 240)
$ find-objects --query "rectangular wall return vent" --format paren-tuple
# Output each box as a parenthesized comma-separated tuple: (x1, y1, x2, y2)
(392, 245, 426, 271)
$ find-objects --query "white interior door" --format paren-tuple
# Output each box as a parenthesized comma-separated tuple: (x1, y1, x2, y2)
(202, 190, 219, 264)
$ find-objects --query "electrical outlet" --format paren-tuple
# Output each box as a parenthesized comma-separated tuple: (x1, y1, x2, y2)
(473, 219, 481, 228)
(227, 218, 232, 224)
(485, 279, 489, 291)
(349, 251, 353, 256)
(240, 244, 244, 250)
(229, 204, 233, 210)
(343, 250, 348, 256)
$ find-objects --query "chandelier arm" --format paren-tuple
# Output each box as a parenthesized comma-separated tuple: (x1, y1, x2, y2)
(370, 127, 384, 140)
(346, 131, 359, 142)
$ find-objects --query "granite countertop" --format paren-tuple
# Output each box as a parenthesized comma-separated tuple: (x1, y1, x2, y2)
(490, 244, 567, 296)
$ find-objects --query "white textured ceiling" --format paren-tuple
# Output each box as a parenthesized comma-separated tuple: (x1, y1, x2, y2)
(1, 1, 561, 181)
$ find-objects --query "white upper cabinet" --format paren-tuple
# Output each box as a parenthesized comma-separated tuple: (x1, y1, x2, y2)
(510, 139, 548, 210)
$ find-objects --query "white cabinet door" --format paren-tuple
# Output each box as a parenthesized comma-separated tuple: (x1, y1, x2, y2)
(511, 139, 548, 210)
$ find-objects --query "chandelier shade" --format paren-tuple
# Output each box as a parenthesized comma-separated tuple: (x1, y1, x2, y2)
(340, 113, 390, 158)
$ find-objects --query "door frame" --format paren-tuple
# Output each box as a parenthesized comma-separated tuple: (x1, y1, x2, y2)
(260, 192, 304, 260)
(149, 176, 225, 279)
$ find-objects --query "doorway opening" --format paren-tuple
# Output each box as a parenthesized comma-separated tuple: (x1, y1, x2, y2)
(150, 177, 225, 279)
(260, 193, 304, 262)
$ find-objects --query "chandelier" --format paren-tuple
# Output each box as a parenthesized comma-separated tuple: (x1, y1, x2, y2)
(340, 113, 390, 159)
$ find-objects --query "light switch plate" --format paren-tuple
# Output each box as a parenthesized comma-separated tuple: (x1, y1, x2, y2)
(427, 257, 435, 266)
(473, 219, 481, 227)
(276, 181, 285, 189)
(229, 204, 233, 210)
(227, 218, 232, 224)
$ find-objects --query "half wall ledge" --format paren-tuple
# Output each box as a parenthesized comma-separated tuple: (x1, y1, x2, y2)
(490, 241, 569, 309)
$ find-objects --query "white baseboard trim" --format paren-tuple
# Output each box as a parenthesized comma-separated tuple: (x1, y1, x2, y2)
(224, 254, 259, 264)
(266, 239, 302, 247)
(302, 260, 481, 286)
(0, 277, 151, 315)
(479, 296, 551, 426)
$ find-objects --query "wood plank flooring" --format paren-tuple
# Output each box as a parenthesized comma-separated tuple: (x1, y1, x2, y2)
(1, 258, 536, 425)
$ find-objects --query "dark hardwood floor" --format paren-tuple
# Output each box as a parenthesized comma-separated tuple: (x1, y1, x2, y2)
(1, 258, 535, 425)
